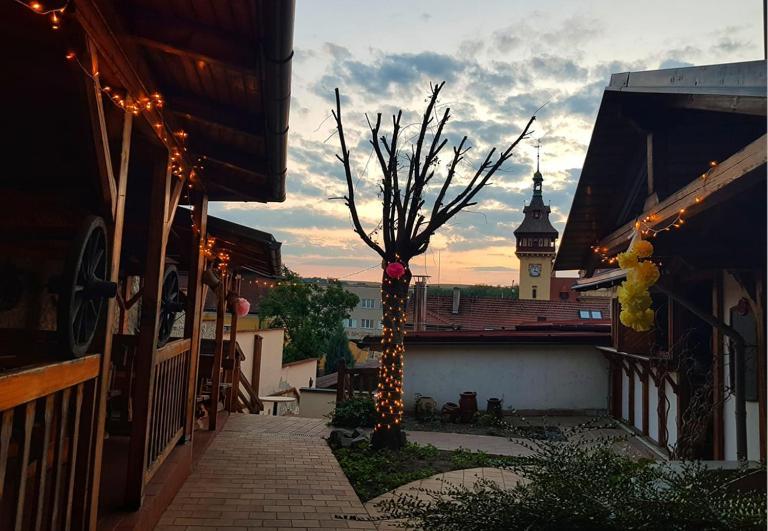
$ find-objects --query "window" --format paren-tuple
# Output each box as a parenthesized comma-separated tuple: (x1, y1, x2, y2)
(591, 311, 603, 319)
(343, 318, 357, 328)
(579, 310, 604, 320)
(579, 310, 590, 319)
(361, 319, 374, 329)
(533, 211, 541, 219)
(377, 320, 383, 329)
(361, 298, 376, 309)
(532, 286, 537, 299)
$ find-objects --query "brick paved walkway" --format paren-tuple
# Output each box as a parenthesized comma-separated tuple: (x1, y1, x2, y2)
(157, 414, 374, 531)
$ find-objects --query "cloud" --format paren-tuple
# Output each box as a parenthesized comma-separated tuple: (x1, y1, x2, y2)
(471, 266, 518, 272)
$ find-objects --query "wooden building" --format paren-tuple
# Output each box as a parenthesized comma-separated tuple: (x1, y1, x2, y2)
(0, 0, 294, 528)
(556, 60, 766, 462)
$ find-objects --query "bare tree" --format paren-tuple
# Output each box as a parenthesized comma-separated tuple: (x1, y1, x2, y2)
(333, 82, 535, 449)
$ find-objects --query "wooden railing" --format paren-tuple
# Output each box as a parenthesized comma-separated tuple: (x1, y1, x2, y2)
(145, 338, 191, 482)
(236, 369, 263, 414)
(0, 355, 100, 530)
(336, 360, 378, 403)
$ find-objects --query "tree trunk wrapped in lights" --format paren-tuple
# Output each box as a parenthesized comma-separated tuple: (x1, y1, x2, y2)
(332, 82, 535, 449)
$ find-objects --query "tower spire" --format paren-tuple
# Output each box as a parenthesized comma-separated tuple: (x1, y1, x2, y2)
(536, 139, 540, 173)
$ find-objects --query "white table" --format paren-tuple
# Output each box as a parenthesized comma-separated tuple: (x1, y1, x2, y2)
(259, 395, 297, 416)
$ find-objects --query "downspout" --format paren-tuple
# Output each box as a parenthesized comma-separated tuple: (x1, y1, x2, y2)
(653, 283, 748, 461)
(261, 0, 295, 202)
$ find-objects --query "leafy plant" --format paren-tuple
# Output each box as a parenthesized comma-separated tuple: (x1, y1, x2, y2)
(329, 397, 376, 428)
(332, 441, 523, 502)
(324, 323, 354, 374)
(376, 434, 767, 530)
(258, 266, 359, 362)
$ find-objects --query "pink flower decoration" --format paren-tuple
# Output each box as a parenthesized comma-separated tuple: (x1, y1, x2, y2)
(385, 262, 406, 279)
(234, 297, 250, 317)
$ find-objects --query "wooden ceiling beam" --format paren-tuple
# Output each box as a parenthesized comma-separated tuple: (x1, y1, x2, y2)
(166, 94, 265, 138)
(597, 134, 766, 255)
(189, 140, 267, 176)
(129, 11, 259, 77)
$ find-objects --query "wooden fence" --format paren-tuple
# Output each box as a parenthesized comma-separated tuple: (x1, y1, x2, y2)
(336, 360, 378, 403)
(0, 355, 100, 530)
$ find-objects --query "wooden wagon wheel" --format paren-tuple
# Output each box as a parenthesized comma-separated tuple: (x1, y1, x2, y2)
(58, 215, 117, 357)
(157, 265, 184, 347)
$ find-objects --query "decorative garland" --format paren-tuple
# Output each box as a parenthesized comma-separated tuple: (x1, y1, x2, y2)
(616, 236, 660, 332)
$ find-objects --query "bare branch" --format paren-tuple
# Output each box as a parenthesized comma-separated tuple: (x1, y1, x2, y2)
(333, 88, 385, 258)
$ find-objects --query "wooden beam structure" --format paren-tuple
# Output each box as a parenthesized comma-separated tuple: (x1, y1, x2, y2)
(125, 156, 172, 509)
(598, 134, 767, 254)
(209, 273, 227, 431)
(88, 104, 133, 525)
(183, 192, 208, 441)
(167, 94, 266, 137)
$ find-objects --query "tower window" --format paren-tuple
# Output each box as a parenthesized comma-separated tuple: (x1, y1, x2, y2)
(532, 286, 538, 299)
(534, 211, 541, 219)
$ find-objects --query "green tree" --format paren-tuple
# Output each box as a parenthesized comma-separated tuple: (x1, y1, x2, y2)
(325, 323, 354, 374)
(259, 267, 359, 362)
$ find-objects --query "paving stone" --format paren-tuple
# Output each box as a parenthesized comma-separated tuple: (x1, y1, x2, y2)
(159, 415, 368, 531)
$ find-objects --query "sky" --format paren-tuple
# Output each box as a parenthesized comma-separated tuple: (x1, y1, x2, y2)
(210, 0, 764, 285)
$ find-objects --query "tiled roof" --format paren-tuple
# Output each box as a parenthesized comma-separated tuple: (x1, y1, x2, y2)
(410, 295, 610, 331)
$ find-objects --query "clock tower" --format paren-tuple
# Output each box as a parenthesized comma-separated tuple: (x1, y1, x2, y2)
(514, 147, 558, 300)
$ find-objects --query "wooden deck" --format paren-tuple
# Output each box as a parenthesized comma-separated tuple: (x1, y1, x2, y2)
(158, 414, 374, 530)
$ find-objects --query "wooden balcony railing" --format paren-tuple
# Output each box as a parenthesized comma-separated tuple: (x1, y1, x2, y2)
(336, 360, 378, 403)
(145, 338, 191, 482)
(0, 355, 100, 530)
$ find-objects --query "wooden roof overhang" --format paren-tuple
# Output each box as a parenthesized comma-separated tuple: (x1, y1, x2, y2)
(555, 60, 767, 273)
(169, 210, 282, 277)
(78, 0, 294, 203)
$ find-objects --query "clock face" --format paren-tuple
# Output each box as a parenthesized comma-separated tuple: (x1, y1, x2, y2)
(529, 264, 542, 277)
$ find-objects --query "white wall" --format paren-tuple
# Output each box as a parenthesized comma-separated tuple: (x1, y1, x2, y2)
(666, 376, 678, 450)
(281, 359, 317, 391)
(403, 343, 609, 412)
(299, 388, 336, 419)
(722, 272, 761, 461)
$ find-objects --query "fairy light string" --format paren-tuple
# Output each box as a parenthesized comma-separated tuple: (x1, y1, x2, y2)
(591, 159, 719, 265)
(19, 0, 197, 185)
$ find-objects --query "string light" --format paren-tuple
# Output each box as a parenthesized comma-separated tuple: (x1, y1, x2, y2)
(18, 0, 196, 184)
(592, 159, 718, 265)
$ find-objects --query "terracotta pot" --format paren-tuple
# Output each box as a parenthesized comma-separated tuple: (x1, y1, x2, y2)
(487, 397, 503, 418)
(459, 391, 478, 423)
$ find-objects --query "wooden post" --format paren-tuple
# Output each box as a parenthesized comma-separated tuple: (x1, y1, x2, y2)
(641, 362, 649, 435)
(183, 193, 208, 441)
(336, 360, 347, 404)
(88, 106, 133, 525)
(125, 156, 172, 509)
(610, 357, 622, 418)
(712, 272, 725, 459)
(251, 335, 263, 397)
(209, 272, 227, 430)
(627, 362, 635, 427)
(227, 276, 242, 412)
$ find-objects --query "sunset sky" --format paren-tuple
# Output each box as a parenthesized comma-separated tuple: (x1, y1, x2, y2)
(209, 0, 764, 285)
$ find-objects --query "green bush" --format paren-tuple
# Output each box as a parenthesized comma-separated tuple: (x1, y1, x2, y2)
(328, 396, 376, 428)
(377, 437, 767, 530)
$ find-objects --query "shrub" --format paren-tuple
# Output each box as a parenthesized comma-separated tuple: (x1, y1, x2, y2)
(329, 396, 376, 428)
(377, 436, 767, 530)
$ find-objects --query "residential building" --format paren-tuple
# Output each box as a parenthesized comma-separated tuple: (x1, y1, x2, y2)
(340, 280, 384, 339)
(556, 60, 766, 462)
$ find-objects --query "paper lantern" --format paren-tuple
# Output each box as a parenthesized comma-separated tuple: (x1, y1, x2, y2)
(385, 262, 405, 279)
(234, 297, 250, 317)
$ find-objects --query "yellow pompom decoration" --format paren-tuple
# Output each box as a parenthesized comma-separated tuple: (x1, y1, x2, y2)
(616, 234, 659, 332)
(630, 239, 654, 259)
(617, 251, 638, 270)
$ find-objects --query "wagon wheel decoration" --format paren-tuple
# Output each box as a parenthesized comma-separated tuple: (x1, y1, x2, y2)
(58, 215, 117, 357)
(157, 265, 184, 347)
